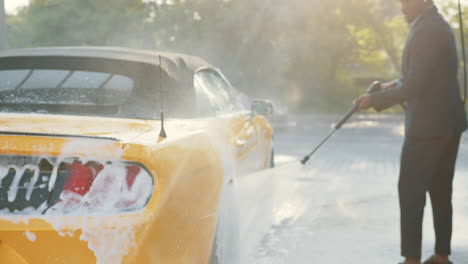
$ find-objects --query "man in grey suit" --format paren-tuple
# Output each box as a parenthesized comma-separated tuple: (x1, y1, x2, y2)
(354, 0, 467, 263)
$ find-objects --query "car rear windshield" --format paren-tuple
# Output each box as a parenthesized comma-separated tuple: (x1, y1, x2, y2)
(0, 69, 135, 117)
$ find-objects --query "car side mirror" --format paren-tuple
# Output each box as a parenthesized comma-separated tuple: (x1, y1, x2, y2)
(251, 100, 273, 117)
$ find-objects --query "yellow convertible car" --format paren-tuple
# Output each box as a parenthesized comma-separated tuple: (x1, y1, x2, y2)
(0, 47, 274, 264)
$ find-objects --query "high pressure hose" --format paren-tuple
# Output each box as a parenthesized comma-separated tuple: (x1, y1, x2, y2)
(457, 0, 467, 105)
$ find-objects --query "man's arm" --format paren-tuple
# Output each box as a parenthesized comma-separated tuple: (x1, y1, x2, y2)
(370, 26, 443, 112)
(381, 79, 400, 90)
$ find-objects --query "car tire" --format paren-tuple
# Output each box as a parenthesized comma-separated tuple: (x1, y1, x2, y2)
(268, 138, 275, 168)
(209, 179, 240, 264)
(209, 233, 221, 264)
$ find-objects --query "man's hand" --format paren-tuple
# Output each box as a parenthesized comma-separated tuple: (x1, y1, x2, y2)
(353, 94, 373, 111)
(381, 80, 399, 90)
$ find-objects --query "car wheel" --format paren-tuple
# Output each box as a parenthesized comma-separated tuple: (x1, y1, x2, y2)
(209, 233, 221, 264)
(209, 179, 240, 264)
(268, 138, 275, 168)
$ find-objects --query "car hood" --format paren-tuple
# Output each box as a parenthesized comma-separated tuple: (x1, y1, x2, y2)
(0, 113, 203, 143)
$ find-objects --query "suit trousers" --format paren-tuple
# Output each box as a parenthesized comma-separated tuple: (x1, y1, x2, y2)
(399, 134, 461, 259)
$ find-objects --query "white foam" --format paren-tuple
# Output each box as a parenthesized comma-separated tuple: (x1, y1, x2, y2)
(47, 158, 61, 192)
(24, 231, 37, 242)
(8, 165, 23, 202)
(26, 166, 40, 201)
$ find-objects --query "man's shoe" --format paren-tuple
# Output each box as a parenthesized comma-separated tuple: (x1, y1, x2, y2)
(422, 256, 453, 264)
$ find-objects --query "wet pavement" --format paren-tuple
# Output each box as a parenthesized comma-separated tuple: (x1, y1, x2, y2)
(240, 114, 468, 264)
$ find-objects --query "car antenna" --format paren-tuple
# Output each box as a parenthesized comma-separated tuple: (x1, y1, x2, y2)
(458, 0, 467, 105)
(158, 55, 167, 143)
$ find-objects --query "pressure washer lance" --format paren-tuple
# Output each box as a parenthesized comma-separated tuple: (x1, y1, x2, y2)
(300, 81, 383, 165)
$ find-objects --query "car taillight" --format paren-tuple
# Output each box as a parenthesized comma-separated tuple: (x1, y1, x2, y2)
(0, 155, 154, 215)
(63, 161, 103, 196)
(49, 160, 154, 215)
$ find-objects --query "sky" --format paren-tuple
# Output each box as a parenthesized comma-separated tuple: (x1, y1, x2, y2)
(5, 0, 29, 14)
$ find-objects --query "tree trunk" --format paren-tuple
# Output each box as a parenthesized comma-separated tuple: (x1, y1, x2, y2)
(0, 0, 7, 50)
(0, 0, 8, 50)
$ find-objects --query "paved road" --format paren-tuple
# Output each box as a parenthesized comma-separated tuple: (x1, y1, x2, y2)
(239, 114, 468, 264)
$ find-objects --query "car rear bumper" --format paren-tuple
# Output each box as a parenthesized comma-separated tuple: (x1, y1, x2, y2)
(0, 240, 28, 264)
(0, 214, 151, 264)
(0, 226, 95, 264)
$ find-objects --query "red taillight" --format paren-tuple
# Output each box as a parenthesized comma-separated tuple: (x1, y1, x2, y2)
(63, 161, 103, 196)
(51, 161, 153, 214)
(126, 166, 141, 189)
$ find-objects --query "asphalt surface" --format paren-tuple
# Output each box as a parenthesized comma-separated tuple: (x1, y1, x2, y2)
(239, 114, 468, 264)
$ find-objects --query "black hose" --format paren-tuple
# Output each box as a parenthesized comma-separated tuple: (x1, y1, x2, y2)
(301, 81, 382, 165)
(458, 0, 467, 105)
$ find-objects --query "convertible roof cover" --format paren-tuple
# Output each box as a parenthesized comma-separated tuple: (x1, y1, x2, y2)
(0, 46, 213, 80)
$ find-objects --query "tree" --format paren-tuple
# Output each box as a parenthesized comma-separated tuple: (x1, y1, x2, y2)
(7, 0, 465, 111)
(283, 0, 406, 111)
(8, 0, 148, 47)
(0, 0, 7, 49)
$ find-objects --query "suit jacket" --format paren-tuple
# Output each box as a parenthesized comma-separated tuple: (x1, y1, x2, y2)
(371, 5, 468, 138)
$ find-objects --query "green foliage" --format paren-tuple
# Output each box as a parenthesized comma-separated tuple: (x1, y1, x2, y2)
(9, 0, 148, 47)
(5, 0, 467, 112)
(284, 0, 406, 111)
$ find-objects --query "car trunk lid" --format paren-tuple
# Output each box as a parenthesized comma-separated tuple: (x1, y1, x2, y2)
(0, 113, 157, 142)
